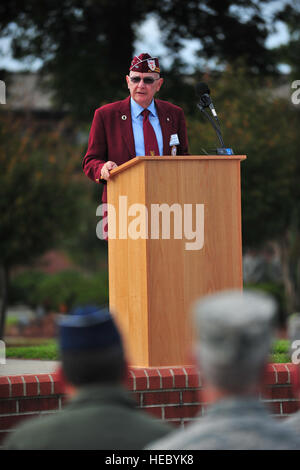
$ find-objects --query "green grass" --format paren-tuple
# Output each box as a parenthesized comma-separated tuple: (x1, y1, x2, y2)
(4, 338, 292, 363)
(5, 316, 19, 327)
(271, 339, 291, 363)
(6, 339, 59, 360)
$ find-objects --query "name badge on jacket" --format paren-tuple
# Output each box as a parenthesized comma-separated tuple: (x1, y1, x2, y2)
(169, 134, 180, 156)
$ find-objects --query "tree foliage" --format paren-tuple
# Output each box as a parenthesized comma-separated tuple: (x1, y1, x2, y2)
(154, 0, 276, 73)
(0, 113, 84, 337)
(189, 65, 300, 243)
(0, 0, 287, 119)
(274, 3, 300, 79)
(189, 64, 300, 312)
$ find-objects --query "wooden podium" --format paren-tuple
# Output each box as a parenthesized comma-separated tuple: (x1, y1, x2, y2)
(107, 155, 246, 367)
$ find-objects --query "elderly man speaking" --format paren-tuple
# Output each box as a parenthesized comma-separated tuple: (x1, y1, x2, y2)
(82, 53, 189, 204)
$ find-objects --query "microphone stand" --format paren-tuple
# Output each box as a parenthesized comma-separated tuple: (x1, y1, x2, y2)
(197, 102, 234, 155)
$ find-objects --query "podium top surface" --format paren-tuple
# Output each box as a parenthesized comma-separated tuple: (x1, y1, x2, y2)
(110, 155, 247, 177)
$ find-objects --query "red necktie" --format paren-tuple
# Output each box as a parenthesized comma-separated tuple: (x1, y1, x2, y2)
(142, 109, 159, 156)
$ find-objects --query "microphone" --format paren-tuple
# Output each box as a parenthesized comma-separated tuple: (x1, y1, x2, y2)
(196, 83, 219, 124)
(196, 82, 234, 156)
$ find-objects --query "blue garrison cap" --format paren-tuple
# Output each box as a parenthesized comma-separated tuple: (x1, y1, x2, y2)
(58, 305, 123, 352)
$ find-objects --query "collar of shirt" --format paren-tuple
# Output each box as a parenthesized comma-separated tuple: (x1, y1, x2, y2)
(130, 98, 157, 119)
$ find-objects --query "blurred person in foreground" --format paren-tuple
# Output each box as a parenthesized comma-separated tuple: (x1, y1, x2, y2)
(82, 52, 189, 206)
(3, 306, 171, 450)
(279, 314, 300, 437)
(147, 290, 300, 450)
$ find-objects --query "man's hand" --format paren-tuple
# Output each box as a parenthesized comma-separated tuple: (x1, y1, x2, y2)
(101, 161, 118, 181)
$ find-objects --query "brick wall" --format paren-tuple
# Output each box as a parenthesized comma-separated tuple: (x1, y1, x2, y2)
(0, 363, 299, 446)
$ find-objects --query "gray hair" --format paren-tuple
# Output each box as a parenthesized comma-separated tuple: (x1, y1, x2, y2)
(193, 289, 277, 393)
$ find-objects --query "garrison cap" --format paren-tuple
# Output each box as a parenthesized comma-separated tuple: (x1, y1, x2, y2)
(58, 305, 122, 352)
(129, 53, 160, 74)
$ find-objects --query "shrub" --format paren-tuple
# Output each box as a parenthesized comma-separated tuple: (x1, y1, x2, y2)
(10, 269, 109, 312)
(10, 270, 47, 308)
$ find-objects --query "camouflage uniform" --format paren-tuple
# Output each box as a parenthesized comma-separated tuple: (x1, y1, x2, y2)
(149, 289, 300, 450)
(281, 411, 300, 439)
(148, 397, 300, 450)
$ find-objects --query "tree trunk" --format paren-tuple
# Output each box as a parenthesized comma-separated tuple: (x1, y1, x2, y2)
(0, 263, 9, 340)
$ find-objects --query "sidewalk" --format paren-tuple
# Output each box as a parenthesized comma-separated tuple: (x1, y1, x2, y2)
(0, 359, 60, 376)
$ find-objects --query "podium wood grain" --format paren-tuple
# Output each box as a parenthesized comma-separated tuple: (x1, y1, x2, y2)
(107, 156, 246, 366)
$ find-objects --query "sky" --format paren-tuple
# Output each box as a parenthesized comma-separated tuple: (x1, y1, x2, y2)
(0, 6, 291, 73)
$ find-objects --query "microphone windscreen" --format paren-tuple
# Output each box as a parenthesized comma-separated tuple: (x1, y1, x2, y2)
(196, 82, 210, 97)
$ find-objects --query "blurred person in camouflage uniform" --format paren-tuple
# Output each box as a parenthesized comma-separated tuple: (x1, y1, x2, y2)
(148, 290, 300, 450)
(280, 313, 300, 438)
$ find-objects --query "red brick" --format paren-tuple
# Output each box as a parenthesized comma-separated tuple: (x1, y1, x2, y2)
(263, 365, 277, 386)
(286, 363, 299, 377)
(171, 368, 187, 388)
(22, 375, 38, 396)
(273, 364, 290, 384)
(35, 375, 52, 395)
(0, 400, 17, 414)
(50, 373, 65, 394)
(9, 376, 24, 397)
(18, 397, 59, 413)
(157, 368, 174, 388)
(143, 391, 180, 406)
(144, 369, 161, 390)
(130, 369, 148, 391)
(269, 386, 295, 400)
(0, 378, 10, 399)
(261, 385, 295, 400)
(184, 366, 201, 387)
(164, 405, 199, 420)
(182, 389, 201, 404)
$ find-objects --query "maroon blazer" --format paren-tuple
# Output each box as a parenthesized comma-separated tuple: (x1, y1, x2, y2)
(82, 96, 189, 202)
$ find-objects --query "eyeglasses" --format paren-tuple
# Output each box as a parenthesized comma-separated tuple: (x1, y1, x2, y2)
(129, 76, 160, 85)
